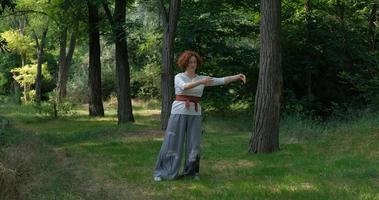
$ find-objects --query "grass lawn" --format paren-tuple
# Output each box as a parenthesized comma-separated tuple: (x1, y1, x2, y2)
(1, 101, 378, 199)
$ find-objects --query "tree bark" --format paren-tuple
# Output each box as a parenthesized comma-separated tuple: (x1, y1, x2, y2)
(159, 0, 181, 130)
(103, 0, 135, 124)
(88, 1, 104, 116)
(368, 3, 377, 51)
(33, 27, 48, 104)
(305, 0, 312, 98)
(249, 0, 283, 153)
(57, 26, 76, 102)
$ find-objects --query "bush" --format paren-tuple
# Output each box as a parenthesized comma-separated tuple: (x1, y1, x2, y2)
(131, 63, 161, 100)
(32, 91, 77, 118)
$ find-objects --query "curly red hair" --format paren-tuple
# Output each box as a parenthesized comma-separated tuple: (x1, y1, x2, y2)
(176, 50, 203, 70)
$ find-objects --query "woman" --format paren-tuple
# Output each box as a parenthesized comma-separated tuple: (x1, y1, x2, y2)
(153, 50, 246, 181)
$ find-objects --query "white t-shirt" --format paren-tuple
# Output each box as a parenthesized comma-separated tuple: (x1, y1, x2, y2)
(171, 72, 225, 115)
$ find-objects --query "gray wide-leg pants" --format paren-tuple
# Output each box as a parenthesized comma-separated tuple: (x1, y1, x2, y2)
(153, 114, 202, 180)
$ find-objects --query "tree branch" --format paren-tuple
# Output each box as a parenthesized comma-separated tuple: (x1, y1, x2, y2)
(102, 1, 114, 26)
(0, 9, 48, 18)
(32, 29, 40, 48)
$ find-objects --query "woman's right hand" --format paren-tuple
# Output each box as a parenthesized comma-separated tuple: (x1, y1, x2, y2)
(199, 77, 214, 85)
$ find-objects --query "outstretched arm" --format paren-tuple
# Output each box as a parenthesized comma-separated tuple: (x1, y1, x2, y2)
(176, 76, 214, 90)
(224, 74, 246, 85)
(204, 74, 246, 86)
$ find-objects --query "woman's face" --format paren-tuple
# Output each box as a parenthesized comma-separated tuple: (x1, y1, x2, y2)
(187, 56, 197, 71)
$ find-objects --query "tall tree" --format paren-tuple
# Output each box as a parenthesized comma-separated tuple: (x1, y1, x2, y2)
(304, 0, 312, 98)
(159, 0, 181, 130)
(57, 25, 76, 101)
(87, 1, 104, 116)
(103, 0, 135, 124)
(32, 26, 48, 104)
(368, 2, 377, 51)
(249, 0, 282, 153)
(53, 0, 86, 102)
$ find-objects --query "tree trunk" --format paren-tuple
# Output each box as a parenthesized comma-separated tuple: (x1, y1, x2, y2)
(249, 0, 282, 153)
(159, 0, 181, 130)
(113, 0, 135, 123)
(305, 0, 312, 98)
(34, 28, 48, 104)
(368, 3, 377, 51)
(24, 84, 30, 101)
(57, 27, 76, 102)
(21, 53, 25, 66)
(11, 80, 21, 104)
(88, 1, 104, 116)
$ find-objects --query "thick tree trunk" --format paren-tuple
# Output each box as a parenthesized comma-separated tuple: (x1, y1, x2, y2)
(159, 0, 181, 130)
(57, 27, 76, 101)
(114, 0, 135, 123)
(88, 1, 104, 116)
(249, 0, 282, 153)
(34, 28, 48, 104)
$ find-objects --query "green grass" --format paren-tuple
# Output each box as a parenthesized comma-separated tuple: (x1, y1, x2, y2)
(1, 101, 379, 199)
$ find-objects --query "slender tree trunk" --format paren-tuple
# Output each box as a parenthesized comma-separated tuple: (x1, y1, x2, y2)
(21, 53, 25, 66)
(159, 0, 181, 130)
(24, 84, 29, 101)
(249, 0, 282, 153)
(368, 3, 377, 51)
(11, 80, 21, 104)
(305, 0, 312, 98)
(14, 18, 26, 104)
(88, 1, 104, 116)
(34, 28, 48, 104)
(58, 27, 67, 100)
(57, 27, 76, 102)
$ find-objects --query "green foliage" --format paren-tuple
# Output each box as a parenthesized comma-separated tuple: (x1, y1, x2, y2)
(11, 63, 51, 87)
(0, 37, 9, 53)
(0, 0, 378, 119)
(173, 0, 259, 112)
(0, 29, 34, 58)
(10, 63, 52, 102)
(131, 62, 161, 99)
(281, 0, 379, 117)
(33, 90, 77, 118)
(0, 72, 6, 89)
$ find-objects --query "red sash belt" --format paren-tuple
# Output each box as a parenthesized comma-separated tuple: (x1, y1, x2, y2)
(175, 95, 201, 112)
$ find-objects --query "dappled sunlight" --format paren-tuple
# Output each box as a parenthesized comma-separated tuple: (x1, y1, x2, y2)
(153, 137, 164, 142)
(267, 182, 318, 193)
(235, 180, 320, 196)
(133, 108, 160, 116)
(211, 159, 257, 172)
